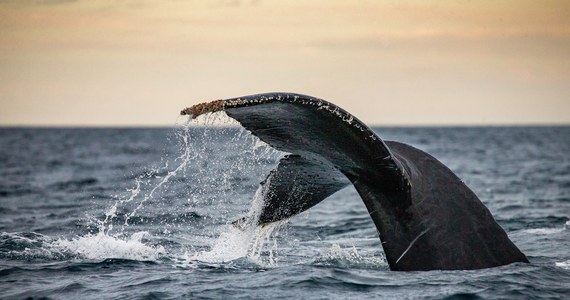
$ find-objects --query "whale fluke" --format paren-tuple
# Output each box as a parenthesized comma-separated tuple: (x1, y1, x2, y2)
(181, 93, 529, 271)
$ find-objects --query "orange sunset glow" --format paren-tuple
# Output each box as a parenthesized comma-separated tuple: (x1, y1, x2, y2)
(1, 0, 569, 126)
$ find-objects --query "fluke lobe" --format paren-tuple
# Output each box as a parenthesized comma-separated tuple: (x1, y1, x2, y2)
(181, 93, 529, 271)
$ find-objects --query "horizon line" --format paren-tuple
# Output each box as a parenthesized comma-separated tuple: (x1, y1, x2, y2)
(2, 123, 569, 129)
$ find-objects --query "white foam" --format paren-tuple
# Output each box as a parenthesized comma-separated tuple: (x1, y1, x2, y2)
(189, 220, 284, 266)
(315, 243, 386, 267)
(320, 244, 363, 261)
(52, 232, 165, 261)
(522, 228, 565, 235)
(521, 220, 570, 235)
(191, 225, 253, 263)
(248, 223, 282, 265)
(186, 184, 285, 266)
(555, 260, 570, 270)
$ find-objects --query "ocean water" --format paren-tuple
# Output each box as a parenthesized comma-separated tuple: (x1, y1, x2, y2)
(1, 117, 569, 299)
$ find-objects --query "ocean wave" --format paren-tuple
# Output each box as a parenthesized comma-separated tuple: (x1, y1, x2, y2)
(522, 228, 565, 235)
(0, 232, 69, 261)
(521, 219, 570, 235)
(50, 178, 99, 191)
(0, 184, 37, 197)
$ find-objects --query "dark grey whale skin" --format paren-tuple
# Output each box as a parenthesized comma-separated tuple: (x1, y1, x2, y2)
(220, 92, 528, 271)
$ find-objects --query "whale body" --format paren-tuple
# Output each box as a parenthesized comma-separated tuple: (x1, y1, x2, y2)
(181, 93, 529, 271)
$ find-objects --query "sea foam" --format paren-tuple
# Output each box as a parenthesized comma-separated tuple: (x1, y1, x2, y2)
(52, 232, 165, 261)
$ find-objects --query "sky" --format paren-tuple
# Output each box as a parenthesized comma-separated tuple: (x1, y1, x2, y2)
(1, 0, 569, 126)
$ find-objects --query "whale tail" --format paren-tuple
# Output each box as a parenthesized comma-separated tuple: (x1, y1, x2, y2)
(182, 93, 528, 271)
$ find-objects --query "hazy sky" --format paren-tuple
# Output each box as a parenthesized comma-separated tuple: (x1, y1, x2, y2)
(1, 0, 569, 126)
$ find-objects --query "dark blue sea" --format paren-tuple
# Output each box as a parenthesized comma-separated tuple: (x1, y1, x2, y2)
(1, 118, 569, 299)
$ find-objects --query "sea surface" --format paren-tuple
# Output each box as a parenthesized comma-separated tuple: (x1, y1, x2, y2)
(1, 118, 569, 299)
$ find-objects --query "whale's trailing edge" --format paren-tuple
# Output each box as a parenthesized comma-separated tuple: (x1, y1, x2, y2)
(181, 93, 529, 271)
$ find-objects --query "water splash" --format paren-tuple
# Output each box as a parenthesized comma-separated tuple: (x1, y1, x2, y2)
(54, 111, 285, 264)
(52, 231, 165, 261)
(190, 183, 288, 267)
(188, 222, 285, 266)
(47, 117, 200, 261)
(1, 231, 164, 262)
(312, 243, 387, 269)
(94, 113, 235, 233)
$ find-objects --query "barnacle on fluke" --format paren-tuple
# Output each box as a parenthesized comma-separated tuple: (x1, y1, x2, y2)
(180, 99, 224, 118)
